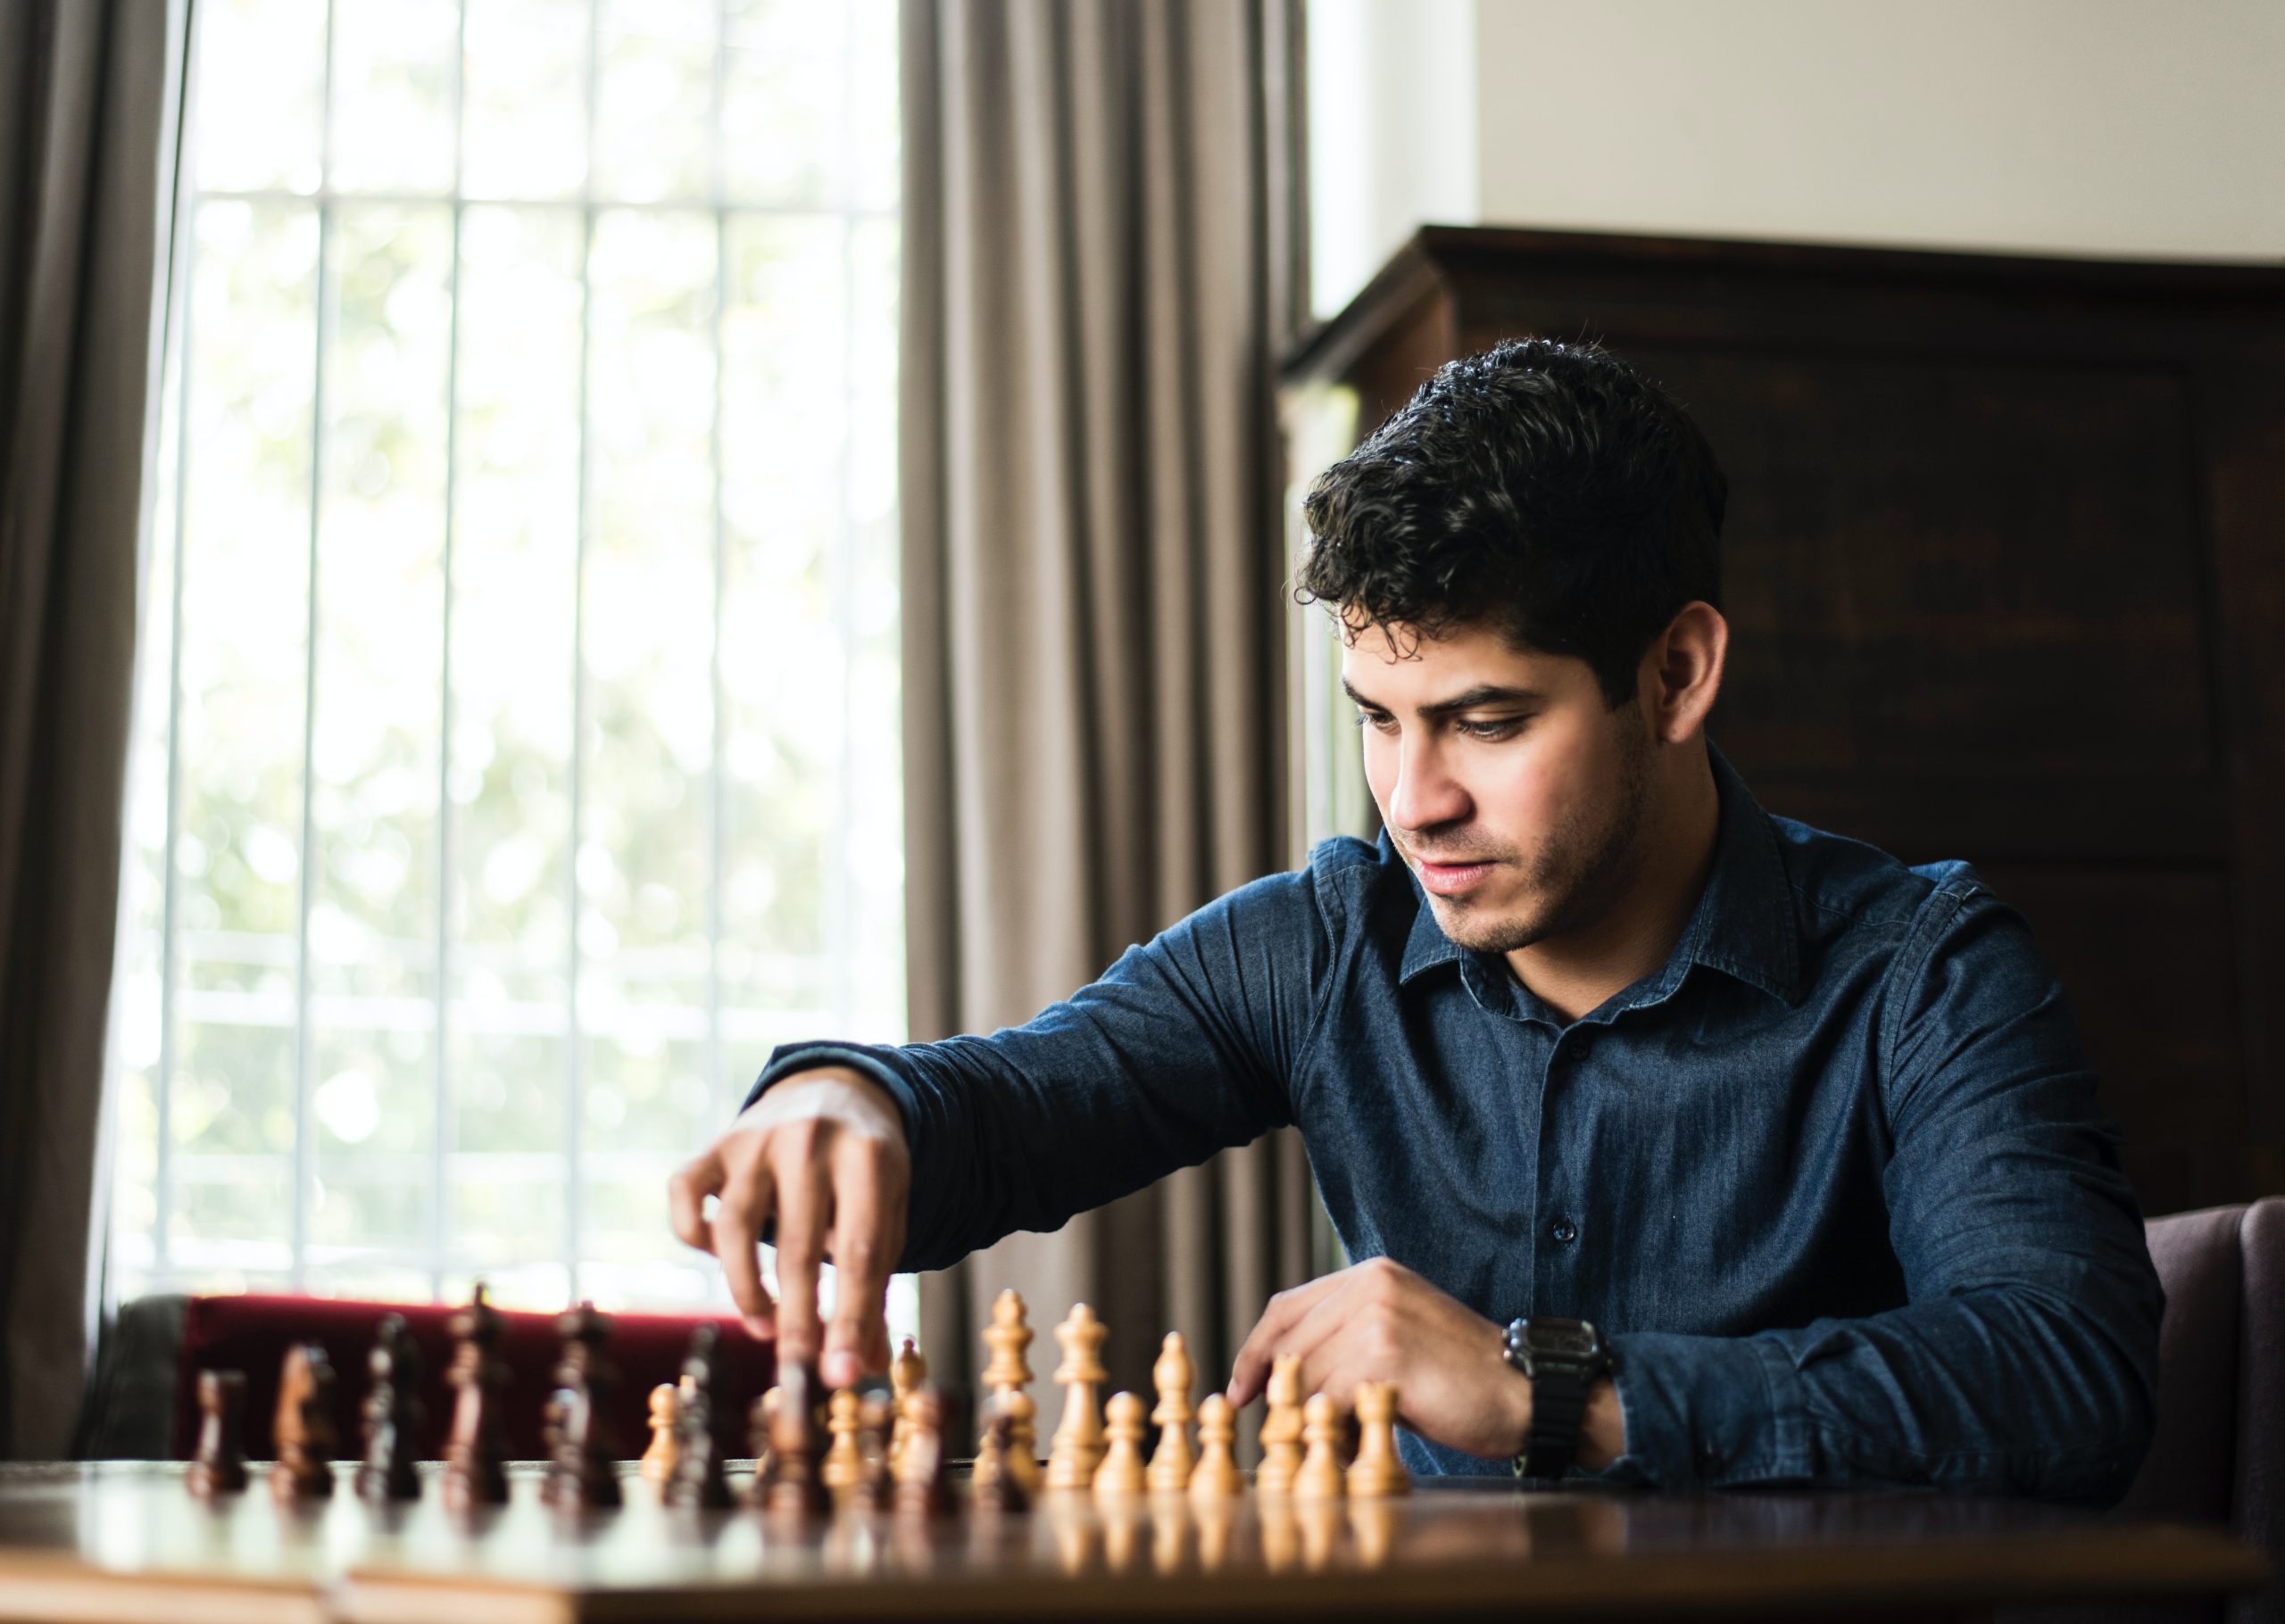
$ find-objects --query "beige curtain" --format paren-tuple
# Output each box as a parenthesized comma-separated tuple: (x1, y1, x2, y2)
(0, 0, 186, 1459)
(900, 0, 1315, 1421)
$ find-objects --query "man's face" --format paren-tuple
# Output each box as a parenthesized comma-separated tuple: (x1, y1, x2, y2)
(1342, 619, 1654, 955)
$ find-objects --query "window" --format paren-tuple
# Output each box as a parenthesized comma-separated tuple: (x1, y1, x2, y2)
(106, 0, 906, 1322)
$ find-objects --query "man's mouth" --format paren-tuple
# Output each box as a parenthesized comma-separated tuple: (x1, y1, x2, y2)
(1414, 857, 1498, 897)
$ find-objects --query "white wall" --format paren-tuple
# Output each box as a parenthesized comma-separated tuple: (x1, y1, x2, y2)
(1307, 0, 1482, 319)
(1309, 0, 2285, 319)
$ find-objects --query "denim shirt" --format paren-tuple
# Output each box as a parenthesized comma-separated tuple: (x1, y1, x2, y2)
(748, 742, 2164, 1504)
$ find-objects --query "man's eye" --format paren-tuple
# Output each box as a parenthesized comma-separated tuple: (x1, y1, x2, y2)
(1457, 717, 1525, 742)
(1353, 711, 1397, 733)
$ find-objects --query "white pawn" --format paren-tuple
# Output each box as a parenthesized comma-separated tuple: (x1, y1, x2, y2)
(1188, 1392, 1244, 1501)
(639, 1382, 680, 1487)
(1292, 1393, 1346, 1500)
(1093, 1391, 1148, 1500)
(887, 1337, 926, 1471)
(822, 1388, 864, 1491)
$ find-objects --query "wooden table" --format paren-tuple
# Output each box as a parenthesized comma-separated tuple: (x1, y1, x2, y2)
(0, 1462, 2265, 1623)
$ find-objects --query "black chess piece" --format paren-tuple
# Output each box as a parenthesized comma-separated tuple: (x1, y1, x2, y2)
(356, 1313, 424, 1503)
(893, 1386, 955, 1520)
(666, 1325, 735, 1509)
(186, 1369, 250, 1498)
(441, 1284, 511, 1509)
(759, 1356, 831, 1517)
(541, 1301, 623, 1509)
(971, 1395, 1030, 1514)
(854, 1392, 895, 1512)
(271, 1343, 338, 1501)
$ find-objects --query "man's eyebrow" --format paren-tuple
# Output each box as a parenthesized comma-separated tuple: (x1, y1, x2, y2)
(1340, 678, 1547, 717)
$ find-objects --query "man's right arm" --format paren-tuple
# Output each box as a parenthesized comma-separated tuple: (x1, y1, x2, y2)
(668, 865, 1337, 1388)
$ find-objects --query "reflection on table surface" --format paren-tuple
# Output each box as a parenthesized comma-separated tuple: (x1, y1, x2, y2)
(0, 1460, 2266, 1622)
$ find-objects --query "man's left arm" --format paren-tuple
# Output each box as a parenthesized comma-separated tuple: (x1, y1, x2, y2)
(1600, 881, 2165, 1503)
(1229, 881, 2162, 1499)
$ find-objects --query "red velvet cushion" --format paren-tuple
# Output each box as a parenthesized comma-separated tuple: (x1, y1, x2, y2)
(174, 1294, 774, 1462)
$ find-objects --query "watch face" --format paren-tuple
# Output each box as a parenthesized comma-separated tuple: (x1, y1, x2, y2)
(1521, 1320, 1599, 1359)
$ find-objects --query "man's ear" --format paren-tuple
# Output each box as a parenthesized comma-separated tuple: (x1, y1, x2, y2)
(1641, 601, 1727, 746)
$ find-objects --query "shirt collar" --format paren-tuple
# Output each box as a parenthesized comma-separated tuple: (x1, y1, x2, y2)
(1394, 739, 1803, 1007)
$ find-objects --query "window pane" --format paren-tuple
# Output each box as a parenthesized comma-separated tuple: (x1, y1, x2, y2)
(720, 211, 843, 1023)
(450, 203, 585, 1283)
(177, 200, 316, 998)
(194, 0, 325, 194)
(174, 1019, 295, 1277)
(580, 206, 717, 1270)
(448, 1042, 570, 1306)
(306, 203, 454, 1278)
(592, 0, 714, 203)
(845, 216, 904, 1038)
(847, 0, 900, 212)
(722, 1, 843, 207)
(463, 0, 591, 201)
(311, 204, 452, 997)
(328, 0, 460, 194)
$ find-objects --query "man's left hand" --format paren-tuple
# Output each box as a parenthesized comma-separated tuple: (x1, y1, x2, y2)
(1226, 1255, 1624, 1468)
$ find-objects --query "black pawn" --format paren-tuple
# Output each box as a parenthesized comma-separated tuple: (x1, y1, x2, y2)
(666, 1325, 735, 1509)
(893, 1387, 955, 1520)
(542, 1301, 623, 1509)
(441, 1284, 511, 1509)
(759, 1357, 831, 1517)
(972, 1398, 1030, 1513)
(187, 1369, 249, 1498)
(356, 1314, 425, 1503)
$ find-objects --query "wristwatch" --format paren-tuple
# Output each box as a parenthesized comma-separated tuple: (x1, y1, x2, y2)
(1502, 1316, 1615, 1479)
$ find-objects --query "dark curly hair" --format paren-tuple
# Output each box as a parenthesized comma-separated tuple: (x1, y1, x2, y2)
(1295, 338, 1727, 707)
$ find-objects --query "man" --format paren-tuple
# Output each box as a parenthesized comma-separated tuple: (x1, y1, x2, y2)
(669, 339, 2162, 1500)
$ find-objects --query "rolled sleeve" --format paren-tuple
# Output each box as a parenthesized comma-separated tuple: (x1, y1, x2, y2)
(1600, 1332, 1804, 1488)
(735, 868, 1331, 1273)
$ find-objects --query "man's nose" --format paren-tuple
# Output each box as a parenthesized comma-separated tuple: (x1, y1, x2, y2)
(1388, 736, 1470, 836)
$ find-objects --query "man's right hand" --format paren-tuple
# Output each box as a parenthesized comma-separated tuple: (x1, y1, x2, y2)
(668, 1066, 910, 1388)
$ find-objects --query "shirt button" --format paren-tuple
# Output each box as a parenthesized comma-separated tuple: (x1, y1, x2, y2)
(1550, 1218, 1579, 1245)
(1571, 1034, 1594, 1061)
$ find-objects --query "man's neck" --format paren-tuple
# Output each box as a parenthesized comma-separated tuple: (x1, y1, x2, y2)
(1504, 749, 1722, 1025)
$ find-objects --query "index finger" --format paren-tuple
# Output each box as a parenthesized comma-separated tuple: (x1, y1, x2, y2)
(1227, 1272, 1346, 1405)
(772, 1167, 829, 1371)
(822, 1136, 900, 1388)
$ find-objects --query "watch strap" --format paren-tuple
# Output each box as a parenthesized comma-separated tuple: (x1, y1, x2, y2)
(1503, 1315, 1612, 1481)
(1518, 1365, 1590, 1479)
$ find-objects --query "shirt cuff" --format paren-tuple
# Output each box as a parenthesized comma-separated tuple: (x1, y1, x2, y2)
(1600, 1330, 1808, 1488)
(744, 1040, 924, 1152)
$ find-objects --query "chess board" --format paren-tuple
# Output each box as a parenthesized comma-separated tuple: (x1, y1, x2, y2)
(0, 1461, 2265, 1624)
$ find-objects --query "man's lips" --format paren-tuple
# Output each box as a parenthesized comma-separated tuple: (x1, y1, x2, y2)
(1414, 857, 1499, 897)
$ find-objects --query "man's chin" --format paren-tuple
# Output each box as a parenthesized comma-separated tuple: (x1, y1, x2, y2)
(1426, 891, 1545, 956)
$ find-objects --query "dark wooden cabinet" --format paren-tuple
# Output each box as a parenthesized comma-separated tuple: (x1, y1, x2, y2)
(1280, 226, 2285, 1217)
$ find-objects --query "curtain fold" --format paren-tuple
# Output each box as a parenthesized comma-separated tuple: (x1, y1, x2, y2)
(900, 0, 1310, 1427)
(0, 0, 187, 1459)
